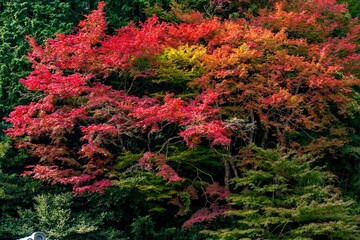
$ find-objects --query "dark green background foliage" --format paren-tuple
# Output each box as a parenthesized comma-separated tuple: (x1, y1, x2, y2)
(0, 185, 204, 240)
(340, 0, 360, 19)
(0, 0, 81, 120)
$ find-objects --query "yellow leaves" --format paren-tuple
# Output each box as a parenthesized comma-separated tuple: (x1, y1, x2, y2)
(162, 44, 207, 64)
(234, 43, 258, 62)
(154, 44, 206, 85)
(273, 28, 287, 42)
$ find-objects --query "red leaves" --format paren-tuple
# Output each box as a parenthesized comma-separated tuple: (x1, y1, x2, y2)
(5, 0, 360, 194)
(77, 1, 107, 44)
(180, 121, 231, 148)
(182, 204, 230, 228)
(167, 18, 221, 45)
(130, 91, 229, 148)
(22, 164, 112, 194)
(183, 183, 230, 228)
(139, 152, 183, 184)
(99, 15, 169, 75)
(27, 9, 170, 78)
(205, 182, 230, 201)
(157, 164, 184, 183)
(6, 69, 229, 192)
(80, 124, 118, 145)
(73, 179, 112, 195)
(21, 67, 89, 98)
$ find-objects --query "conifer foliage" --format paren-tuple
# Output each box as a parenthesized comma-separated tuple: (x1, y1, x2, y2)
(204, 146, 360, 239)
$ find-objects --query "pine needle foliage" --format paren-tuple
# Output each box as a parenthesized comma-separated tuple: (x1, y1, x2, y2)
(205, 146, 360, 240)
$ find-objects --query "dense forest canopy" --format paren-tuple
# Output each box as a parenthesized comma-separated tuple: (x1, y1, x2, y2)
(1, 0, 360, 239)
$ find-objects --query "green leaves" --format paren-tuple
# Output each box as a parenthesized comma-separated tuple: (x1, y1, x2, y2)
(1, 193, 107, 239)
(207, 147, 360, 240)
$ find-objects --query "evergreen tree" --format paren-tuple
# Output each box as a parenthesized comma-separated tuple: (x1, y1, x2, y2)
(205, 146, 360, 240)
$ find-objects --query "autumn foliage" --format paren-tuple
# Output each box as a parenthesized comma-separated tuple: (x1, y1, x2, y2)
(5, 3, 231, 194)
(4, 0, 360, 232)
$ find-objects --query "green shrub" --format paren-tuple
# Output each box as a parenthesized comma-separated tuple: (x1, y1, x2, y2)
(205, 146, 360, 240)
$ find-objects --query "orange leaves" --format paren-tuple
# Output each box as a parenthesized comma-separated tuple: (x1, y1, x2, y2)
(202, 43, 258, 72)
(181, 7, 358, 147)
(262, 89, 301, 108)
(253, 0, 356, 46)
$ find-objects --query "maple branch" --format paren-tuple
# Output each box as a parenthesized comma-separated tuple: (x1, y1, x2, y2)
(157, 136, 183, 155)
